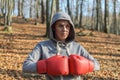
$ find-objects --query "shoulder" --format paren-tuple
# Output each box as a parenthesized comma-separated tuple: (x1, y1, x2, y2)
(37, 39, 53, 46)
(69, 41, 85, 49)
(70, 41, 81, 46)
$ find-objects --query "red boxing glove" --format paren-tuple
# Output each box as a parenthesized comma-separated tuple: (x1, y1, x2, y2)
(37, 55, 69, 76)
(69, 54, 94, 75)
(46, 55, 69, 76)
(37, 59, 47, 74)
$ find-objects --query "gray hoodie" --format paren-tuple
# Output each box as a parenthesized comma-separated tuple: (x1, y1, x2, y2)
(22, 12, 100, 80)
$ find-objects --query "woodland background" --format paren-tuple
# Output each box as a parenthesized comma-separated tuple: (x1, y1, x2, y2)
(0, 0, 120, 35)
(0, 0, 120, 80)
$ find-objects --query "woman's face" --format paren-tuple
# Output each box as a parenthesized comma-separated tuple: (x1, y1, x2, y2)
(54, 20, 70, 41)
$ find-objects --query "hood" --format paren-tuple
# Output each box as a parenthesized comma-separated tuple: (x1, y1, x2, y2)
(49, 12, 75, 43)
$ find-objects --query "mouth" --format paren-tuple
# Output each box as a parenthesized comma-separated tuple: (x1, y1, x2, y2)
(61, 32, 68, 35)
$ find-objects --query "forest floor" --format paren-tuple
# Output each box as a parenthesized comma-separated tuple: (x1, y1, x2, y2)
(0, 17, 120, 80)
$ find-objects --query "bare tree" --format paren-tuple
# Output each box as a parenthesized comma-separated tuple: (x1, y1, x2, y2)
(0, 0, 5, 24)
(45, 0, 50, 37)
(7, 0, 14, 26)
(45, 0, 56, 37)
(0, 0, 4, 15)
(79, 0, 84, 28)
(18, 0, 23, 16)
(35, 0, 39, 25)
(51, 0, 56, 17)
(41, 0, 45, 24)
(112, 0, 117, 34)
(67, 0, 72, 19)
(118, 2, 120, 35)
(4, 0, 8, 26)
(95, 0, 103, 31)
(104, 0, 109, 33)
(91, 0, 95, 30)
(74, 0, 79, 27)
(29, 0, 32, 18)
(56, 0, 59, 12)
(3, 0, 14, 32)
(86, 0, 91, 28)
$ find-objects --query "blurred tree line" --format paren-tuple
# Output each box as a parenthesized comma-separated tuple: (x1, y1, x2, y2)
(0, 0, 120, 35)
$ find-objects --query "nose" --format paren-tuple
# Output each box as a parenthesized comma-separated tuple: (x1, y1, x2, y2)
(63, 26, 67, 31)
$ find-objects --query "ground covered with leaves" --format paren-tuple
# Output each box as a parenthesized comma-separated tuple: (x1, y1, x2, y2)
(0, 19, 120, 80)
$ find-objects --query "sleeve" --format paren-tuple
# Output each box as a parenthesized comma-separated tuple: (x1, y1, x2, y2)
(22, 43, 41, 73)
(80, 45, 100, 71)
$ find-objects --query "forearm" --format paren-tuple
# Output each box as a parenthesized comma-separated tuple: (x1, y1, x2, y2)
(22, 61, 37, 73)
(22, 44, 41, 73)
(80, 46, 100, 71)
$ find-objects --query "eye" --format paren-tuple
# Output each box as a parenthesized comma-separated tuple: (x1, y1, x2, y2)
(66, 24, 70, 29)
(58, 24, 63, 28)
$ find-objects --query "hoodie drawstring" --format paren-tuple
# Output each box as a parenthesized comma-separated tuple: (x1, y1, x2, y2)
(56, 41, 70, 56)
(56, 41, 61, 55)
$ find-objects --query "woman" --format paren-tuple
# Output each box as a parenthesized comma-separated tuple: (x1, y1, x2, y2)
(22, 12, 100, 80)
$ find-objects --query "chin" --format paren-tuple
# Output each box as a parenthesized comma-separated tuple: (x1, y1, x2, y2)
(60, 38, 67, 41)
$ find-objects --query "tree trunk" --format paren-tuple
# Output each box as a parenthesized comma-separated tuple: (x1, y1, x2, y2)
(51, 0, 56, 17)
(35, 0, 39, 25)
(104, 0, 109, 33)
(45, 0, 56, 37)
(7, 0, 13, 26)
(96, 0, 102, 31)
(117, 2, 120, 35)
(29, 0, 32, 18)
(41, 0, 45, 24)
(0, 0, 4, 15)
(4, 0, 8, 26)
(79, 0, 83, 28)
(74, 0, 79, 27)
(18, 0, 23, 16)
(0, 0, 4, 25)
(45, 0, 50, 37)
(3, 0, 13, 32)
(112, 0, 117, 34)
(56, 0, 59, 12)
(91, 0, 95, 30)
(86, 0, 90, 29)
(67, 0, 72, 20)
